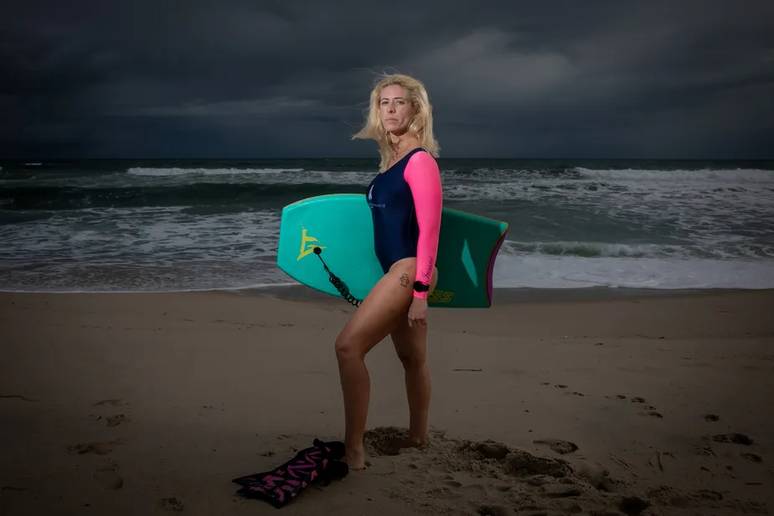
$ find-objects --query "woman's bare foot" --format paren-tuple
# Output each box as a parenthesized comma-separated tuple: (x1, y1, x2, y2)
(344, 447, 367, 471)
(386, 435, 424, 456)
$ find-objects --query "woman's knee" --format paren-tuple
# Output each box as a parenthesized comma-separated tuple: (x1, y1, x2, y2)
(334, 330, 360, 361)
(336, 325, 379, 362)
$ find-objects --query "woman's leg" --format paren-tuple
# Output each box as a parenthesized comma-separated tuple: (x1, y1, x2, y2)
(334, 259, 418, 470)
(388, 317, 431, 452)
(387, 261, 438, 454)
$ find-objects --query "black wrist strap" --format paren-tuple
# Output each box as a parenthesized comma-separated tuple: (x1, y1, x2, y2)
(413, 281, 430, 293)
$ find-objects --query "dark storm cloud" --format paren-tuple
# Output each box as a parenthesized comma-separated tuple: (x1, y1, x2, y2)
(2, 0, 773, 158)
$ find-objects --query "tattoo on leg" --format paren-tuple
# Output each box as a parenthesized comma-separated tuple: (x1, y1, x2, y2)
(400, 273, 409, 288)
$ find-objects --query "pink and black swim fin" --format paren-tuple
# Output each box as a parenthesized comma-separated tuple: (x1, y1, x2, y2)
(232, 438, 349, 508)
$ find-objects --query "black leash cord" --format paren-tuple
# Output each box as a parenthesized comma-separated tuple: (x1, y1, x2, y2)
(313, 247, 362, 307)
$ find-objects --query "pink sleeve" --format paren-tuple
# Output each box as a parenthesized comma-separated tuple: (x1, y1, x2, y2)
(404, 151, 443, 299)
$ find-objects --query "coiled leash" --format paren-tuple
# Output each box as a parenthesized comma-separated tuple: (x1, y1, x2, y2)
(313, 247, 363, 307)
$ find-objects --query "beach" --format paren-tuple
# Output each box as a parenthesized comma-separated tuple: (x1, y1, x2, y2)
(1, 287, 772, 515)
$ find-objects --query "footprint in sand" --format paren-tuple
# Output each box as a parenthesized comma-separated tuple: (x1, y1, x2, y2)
(693, 443, 716, 457)
(533, 439, 579, 455)
(711, 433, 754, 446)
(92, 399, 131, 427)
(619, 495, 650, 515)
(544, 383, 581, 397)
(157, 497, 184, 512)
(106, 414, 130, 427)
(67, 439, 122, 455)
(470, 441, 511, 460)
(617, 396, 663, 418)
(93, 399, 127, 407)
(476, 505, 516, 516)
(364, 426, 429, 457)
(93, 459, 123, 490)
(424, 485, 464, 500)
(540, 484, 584, 498)
(740, 452, 763, 463)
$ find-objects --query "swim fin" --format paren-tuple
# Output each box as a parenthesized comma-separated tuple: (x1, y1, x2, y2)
(232, 438, 348, 508)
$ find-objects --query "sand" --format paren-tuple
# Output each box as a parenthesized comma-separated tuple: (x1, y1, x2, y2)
(1, 288, 772, 515)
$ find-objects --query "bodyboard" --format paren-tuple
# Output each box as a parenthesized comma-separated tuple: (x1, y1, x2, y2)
(276, 194, 508, 308)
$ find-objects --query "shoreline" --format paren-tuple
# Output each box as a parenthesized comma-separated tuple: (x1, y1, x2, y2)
(3, 283, 772, 304)
(1, 288, 772, 515)
(235, 284, 774, 305)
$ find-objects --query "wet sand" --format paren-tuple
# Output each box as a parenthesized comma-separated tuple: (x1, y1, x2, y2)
(1, 288, 772, 515)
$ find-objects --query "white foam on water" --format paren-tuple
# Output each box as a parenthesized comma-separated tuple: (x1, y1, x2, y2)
(124, 167, 377, 187)
(3, 230, 773, 292)
(0, 279, 300, 295)
(126, 166, 304, 176)
(22, 209, 275, 258)
(41, 168, 374, 188)
(502, 239, 774, 259)
(491, 252, 774, 290)
(574, 167, 774, 183)
(449, 168, 774, 252)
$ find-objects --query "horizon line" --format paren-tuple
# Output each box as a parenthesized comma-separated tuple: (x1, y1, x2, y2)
(3, 156, 774, 162)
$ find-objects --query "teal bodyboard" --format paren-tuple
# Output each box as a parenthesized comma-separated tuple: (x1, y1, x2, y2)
(276, 194, 509, 308)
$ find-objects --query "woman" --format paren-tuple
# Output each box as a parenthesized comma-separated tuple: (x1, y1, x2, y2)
(335, 73, 443, 470)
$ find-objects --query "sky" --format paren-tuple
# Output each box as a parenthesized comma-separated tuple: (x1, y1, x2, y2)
(2, 0, 773, 160)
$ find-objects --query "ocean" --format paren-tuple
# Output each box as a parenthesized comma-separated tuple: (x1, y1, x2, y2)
(1, 158, 774, 294)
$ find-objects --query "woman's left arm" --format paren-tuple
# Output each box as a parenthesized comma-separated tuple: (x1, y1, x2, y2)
(403, 151, 443, 299)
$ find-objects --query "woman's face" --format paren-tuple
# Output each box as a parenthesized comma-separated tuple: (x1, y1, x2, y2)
(378, 84, 415, 136)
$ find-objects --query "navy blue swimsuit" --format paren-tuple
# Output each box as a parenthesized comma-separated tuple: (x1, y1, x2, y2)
(366, 148, 425, 274)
